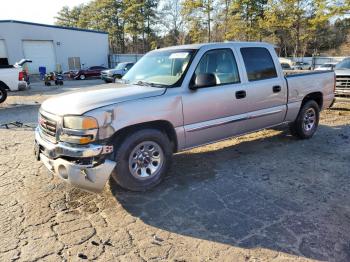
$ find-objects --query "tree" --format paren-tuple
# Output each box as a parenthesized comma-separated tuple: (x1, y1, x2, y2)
(55, 5, 85, 27)
(160, 0, 184, 45)
(181, 0, 214, 42)
(226, 0, 267, 41)
(54, 0, 350, 56)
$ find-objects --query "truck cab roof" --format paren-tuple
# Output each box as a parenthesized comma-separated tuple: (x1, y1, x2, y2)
(155, 41, 275, 52)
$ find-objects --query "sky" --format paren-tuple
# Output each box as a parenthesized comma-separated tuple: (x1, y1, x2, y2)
(0, 0, 91, 25)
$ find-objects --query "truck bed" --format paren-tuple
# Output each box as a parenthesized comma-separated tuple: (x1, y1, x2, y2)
(285, 70, 335, 110)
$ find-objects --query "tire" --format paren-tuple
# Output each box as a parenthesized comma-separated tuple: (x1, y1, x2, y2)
(113, 75, 122, 83)
(111, 129, 173, 191)
(79, 74, 86, 80)
(0, 86, 7, 104)
(289, 100, 320, 139)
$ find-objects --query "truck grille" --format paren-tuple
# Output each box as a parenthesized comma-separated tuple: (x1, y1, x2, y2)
(336, 75, 350, 96)
(39, 113, 57, 142)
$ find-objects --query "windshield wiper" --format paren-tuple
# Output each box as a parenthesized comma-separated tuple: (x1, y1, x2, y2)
(133, 81, 166, 88)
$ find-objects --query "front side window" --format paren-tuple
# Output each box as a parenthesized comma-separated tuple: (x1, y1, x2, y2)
(123, 50, 195, 87)
(194, 49, 240, 85)
(125, 63, 134, 70)
(241, 47, 278, 81)
(115, 63, 126, 70)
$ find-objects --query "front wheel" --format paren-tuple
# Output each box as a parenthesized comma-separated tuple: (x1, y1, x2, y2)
(289, 100, 320, 139)
(0, 86, 7, 103)
(79, 74, 86, 80)
(111, 129, 173, 191)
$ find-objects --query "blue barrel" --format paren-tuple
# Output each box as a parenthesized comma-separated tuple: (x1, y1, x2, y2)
(39, 66, 46, 80)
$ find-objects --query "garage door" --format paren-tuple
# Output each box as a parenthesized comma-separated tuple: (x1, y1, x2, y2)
(0, 40, 8, 65)
(0, 40, 7, 58)
(23, 40, 56, 74)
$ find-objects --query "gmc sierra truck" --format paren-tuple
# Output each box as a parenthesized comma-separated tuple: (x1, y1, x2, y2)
(34, 42, 335, 193)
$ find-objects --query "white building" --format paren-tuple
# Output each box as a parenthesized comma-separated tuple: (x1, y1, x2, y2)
(0, 20, 109, 74)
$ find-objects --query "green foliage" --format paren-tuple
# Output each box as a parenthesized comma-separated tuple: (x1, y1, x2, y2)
(54, 0, 350, 56)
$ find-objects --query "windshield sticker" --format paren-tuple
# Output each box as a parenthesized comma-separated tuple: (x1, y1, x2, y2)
(169, 52, 189, 59)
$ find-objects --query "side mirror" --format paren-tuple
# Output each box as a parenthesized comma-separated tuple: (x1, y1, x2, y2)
(190, 73, 216, 90)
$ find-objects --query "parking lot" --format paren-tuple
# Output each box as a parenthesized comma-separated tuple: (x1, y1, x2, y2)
(0, 80, 350, 261)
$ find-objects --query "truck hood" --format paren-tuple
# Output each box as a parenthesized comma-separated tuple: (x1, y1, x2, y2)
(41, 84, 166, 116)
(335, 69, 350, 76)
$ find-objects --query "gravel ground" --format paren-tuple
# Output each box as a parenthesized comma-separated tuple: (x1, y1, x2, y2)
(0, 94, 349, 261)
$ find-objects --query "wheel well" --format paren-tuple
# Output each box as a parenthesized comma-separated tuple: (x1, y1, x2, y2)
(302, 92, 323, 109)
(113, 74, 122, 79)
(0, 81, 9, 90)
(111, 120, 178, 152)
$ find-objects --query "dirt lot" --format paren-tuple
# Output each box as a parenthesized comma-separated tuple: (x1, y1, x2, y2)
(0, 79, 104, 109)
(0, 85, 349, 261)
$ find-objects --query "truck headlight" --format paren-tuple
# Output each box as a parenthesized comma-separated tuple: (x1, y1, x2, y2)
(61, 116, 98, 144)
(63, 116, 98, 130)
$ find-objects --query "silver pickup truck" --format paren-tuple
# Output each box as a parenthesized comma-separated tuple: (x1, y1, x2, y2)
(34, 42, 335, 193)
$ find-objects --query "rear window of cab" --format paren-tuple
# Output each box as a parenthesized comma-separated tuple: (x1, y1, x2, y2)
(240, 47, 278, 81)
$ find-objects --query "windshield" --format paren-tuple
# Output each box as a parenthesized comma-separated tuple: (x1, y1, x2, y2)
(122, 49, 195, 87)
(335, 59, 350, 70)
(115, 63, 126, 70)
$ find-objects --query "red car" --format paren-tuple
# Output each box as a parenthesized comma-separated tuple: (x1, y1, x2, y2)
(74, 66, 108, 80)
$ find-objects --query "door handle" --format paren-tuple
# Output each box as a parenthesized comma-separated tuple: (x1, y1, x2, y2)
(273, 85, 282, 93)
(235, 90, 246, 99)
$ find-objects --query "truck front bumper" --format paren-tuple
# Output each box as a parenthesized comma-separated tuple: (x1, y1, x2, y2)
(101, 75, 114, 82)
(34, 127, 116, 193)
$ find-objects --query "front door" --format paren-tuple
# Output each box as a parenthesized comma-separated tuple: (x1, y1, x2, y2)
(182, 48, 249, 148)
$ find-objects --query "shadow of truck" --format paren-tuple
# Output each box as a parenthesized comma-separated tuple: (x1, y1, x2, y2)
(111, 124, 350, 261)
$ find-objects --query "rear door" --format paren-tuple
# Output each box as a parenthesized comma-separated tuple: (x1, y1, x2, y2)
(87, 66, 98, 77)
(235, 46, 287, 132)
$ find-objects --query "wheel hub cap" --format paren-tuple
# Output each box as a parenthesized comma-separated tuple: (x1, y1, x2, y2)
(303, 108, 316, 132)
(129, 141, 164, 180)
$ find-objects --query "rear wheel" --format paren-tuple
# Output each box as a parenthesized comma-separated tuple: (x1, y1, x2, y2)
(111, 129, 173, 191)
(0, 86, 7, 104)
(289, 100, 320, 139)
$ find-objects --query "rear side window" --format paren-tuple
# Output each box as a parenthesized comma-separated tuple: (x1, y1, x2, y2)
(241, 47, 277, 81)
